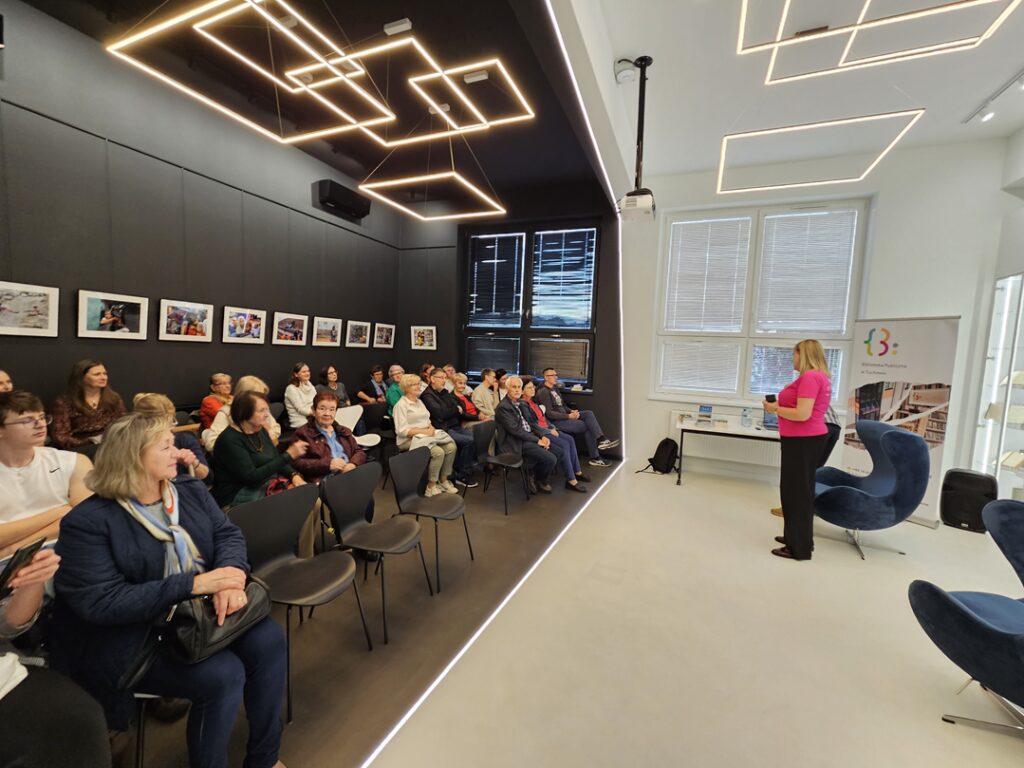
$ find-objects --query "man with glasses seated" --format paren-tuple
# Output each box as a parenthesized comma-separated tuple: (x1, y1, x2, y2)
(0, 391, 92, 558)
(535, 368, 619, 468)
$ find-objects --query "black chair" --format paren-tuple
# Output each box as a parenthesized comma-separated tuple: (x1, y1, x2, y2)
(174, 410, 191, 427)
(467, 421, 530, 515)
(389, 448, 473, 592)
(229, 484, 372, 723)
(363, 402, 397, 488)
(322, 464, 433, 643)
(72, 442, 100, 462)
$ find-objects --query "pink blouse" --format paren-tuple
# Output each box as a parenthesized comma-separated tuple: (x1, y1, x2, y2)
(777, 371, 831, 438)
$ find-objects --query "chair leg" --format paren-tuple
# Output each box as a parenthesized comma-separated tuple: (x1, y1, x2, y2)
(135, 698, 148, 768)
(501, 468, 509, 516)
(363, 557, 368, 582)
(462, 515, 474, 561)
(833, 529, 906, 559)
(520, 467, 531, 501)
(298, 606, 304, 625)
(285, 606, 293, 724)
(483, 468, 492, 493)
(417, 541, 434, 596)
(351, 578, 372, 652)
(941, 714, 1024, 738)
(434, 519, 442, 593)
(380, 555, 388, 645)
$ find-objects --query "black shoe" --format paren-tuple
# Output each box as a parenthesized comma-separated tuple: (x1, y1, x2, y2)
(536, 483, 552, 494)
(526, 478, 538, 494)
(774, 536, 813, 551)
(771, 546, 811, 561)
(455, 478, 479, 489)
(575, 473, 592, 483)
(565, 482, 587, 493)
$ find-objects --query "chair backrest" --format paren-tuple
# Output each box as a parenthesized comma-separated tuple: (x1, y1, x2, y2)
(856, 419, 930, 522)
(269, 401, 285, 422)
(228, 483, 320, 573)
(983, 499, 1024, 587)
(174, 410, 191, 427)
(335, 404, 363, 432)
(389, 447, 430, 511)
(362, 402, 390, 433)
(473, 420, 496, 465)
(322, 463, 382, 542)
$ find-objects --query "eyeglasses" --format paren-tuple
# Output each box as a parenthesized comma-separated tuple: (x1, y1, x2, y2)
(3, 414, 52, 427)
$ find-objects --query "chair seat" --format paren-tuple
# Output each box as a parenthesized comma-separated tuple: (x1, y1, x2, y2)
(402, 494, 466, 521)
(343, 516, 421, 555)
(260, 550, 357, 607)
(950, 591, 1024, 634)
(356, 434, 382, 448)
(374, 429, 396, 440)
(487, 453, 523, 469)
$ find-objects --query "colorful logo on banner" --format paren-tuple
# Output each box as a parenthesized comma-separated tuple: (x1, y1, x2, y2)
(864, 327, 898, 357)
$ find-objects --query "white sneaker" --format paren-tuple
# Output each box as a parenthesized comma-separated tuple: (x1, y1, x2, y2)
(425, 484, 442, 497)
(588, 458, 611, 467)
(597, 438, 620, 450)
(439, 480, 459, 494)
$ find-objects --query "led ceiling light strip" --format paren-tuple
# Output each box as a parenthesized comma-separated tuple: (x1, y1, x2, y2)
(358, 171, 506, 221)
(408, 58, 536, 127)
(716, 108, 925, 195)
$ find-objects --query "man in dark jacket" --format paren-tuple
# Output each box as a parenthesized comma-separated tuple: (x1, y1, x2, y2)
(535, 368, 618, 467)
(420, 368, 478, 487)
(495, 376, 558, 492)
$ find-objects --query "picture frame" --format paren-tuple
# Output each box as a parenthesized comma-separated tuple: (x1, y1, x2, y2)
(312, 316, 342, 347)
(373, 322, 396, 349)
(273, 312, 308, 346)
(410, 325, 437, 351)
(0, 280, 59, 337)
(77, 290, 149, 340)
(345, 320, 371, 348)
(158, 299, 214, 342)
(222, 306, 267, 344)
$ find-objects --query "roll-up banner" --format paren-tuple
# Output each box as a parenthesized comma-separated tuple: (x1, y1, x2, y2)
(841, 317, 960, 524)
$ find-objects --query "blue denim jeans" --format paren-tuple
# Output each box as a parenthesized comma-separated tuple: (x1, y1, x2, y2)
(551, 410, 604, 459)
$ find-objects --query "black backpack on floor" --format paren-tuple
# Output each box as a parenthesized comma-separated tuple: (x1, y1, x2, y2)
(649, 438, 679, 474)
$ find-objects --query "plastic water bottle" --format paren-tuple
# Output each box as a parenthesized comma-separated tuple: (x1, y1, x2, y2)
(740, 407, 752, 428)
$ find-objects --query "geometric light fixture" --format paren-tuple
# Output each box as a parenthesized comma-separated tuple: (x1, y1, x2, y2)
(716, 108, 925, 194)
(738, 0, 1022, 84)
(359, 170, 506, 221)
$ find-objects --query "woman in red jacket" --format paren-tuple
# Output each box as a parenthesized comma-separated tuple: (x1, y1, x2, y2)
(290, 391, 366, 484)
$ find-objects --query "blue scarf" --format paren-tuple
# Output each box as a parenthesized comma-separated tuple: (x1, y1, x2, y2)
(118, 481, 206, 576)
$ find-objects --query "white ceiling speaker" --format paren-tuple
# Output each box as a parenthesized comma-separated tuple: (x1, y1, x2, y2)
(384, 18, 412, 36)
(614, 59, 635, 84)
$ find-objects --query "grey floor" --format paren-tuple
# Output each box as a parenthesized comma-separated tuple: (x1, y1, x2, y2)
(121, 461, 616, 768)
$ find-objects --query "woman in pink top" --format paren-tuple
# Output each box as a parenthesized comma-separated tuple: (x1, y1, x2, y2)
(763, 340, 832, 561)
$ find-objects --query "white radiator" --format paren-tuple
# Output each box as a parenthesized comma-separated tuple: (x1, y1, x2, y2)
(668, 409, 781, 468)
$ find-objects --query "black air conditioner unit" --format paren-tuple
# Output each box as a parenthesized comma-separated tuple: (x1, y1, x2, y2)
(316, 179, 371, 220)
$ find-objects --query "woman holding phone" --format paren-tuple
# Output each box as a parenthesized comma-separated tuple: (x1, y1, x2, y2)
(762, 340, 832, 561)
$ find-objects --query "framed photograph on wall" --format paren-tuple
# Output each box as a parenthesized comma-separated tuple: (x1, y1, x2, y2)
(373, 322, 395, 349)
(78, 290, 149, 340)
(158, 299, 213, 342)
(222, 306, 267, 344)
(410, 325, 437, 351)
(345, 320, 371, 348)
(273, 312, 308, 346)
(312, 316, 342, 347)
(0, 280, 59, 337)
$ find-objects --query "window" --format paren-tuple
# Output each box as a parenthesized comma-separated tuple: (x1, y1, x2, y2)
(462, 221, 600, 386)
(655, 201, 864, 401)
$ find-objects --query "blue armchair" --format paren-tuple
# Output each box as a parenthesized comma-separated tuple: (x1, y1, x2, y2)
(814, 420, 930, 559)
(908, 581, 1024, 739)
(983, 500, 1024, 588)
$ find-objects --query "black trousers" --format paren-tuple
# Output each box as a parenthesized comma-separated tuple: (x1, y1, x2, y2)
(819, 423, 842, 468)
(521, 442, 557, 484)
(0, 667, 111, 768)
(780, 433, 829, 560)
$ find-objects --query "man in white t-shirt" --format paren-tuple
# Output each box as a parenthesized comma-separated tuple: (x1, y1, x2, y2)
(0, 391, 92, 558)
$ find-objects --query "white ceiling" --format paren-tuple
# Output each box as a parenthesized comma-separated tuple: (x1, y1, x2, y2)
(595, 0, 1024, 178)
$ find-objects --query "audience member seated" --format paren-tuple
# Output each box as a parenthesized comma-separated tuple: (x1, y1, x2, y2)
(0, 547, 111, 768)
(521, 379, 589, 493)
(495, 376, 558, 493)
(133, 393, 211, 484)
(495, 369, 510, 400)
(357, 365, 388, 405)
(49, 359, 126, 448)
(291, 392, 366, 483)
(0, 391, 92, 558)
(451, 373, 488, 428)
(203, 375, 280, 452)
(198, 372, 232, 430)
(316, 364, 351, 405)
(442, 364, 457, 392)
(450, 372, 475, 401)
(0, 370, 12, 393)
(535, 367, 618, 468)
(472, 368, 500, 420)
(51, 413, 288, 768)
(284, 362, 317, 430)
(418, 364, 433, 393)
(421, 368, 479, 488)
(393, 374, 458, 497)
(385, 364, 406, 416)
(212, 391, 308, 508)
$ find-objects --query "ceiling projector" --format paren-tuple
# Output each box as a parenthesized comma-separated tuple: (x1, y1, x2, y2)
(618, 188, 655, 222)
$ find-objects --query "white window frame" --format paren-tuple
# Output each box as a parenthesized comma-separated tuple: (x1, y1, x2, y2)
(651, 199, 867, 404)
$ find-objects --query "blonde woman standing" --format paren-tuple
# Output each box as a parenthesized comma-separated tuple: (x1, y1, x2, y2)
(763, 340, 832, 561)
(392, 374, 457, 497)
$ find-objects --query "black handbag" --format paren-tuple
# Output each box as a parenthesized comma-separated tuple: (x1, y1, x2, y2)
(165, 576, 272, 664)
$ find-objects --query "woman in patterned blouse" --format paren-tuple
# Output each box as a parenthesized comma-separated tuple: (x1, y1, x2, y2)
(49, 359, 126, 449)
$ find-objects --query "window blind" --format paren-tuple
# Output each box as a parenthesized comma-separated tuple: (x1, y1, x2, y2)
(660, 341, 741, 393)
(664, 217, 752, 333)
(531, 228, 596, 329)
(756, 209, 857, 335)
(528, 338, 590, 384)
(467, 233, 526, 328)
(465, 336, 520, 377)
(749, 345, 843, 400)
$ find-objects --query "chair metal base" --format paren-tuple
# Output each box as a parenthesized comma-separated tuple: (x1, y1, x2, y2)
(819, 529, 906, 560)
(942, 682, 1024, 739)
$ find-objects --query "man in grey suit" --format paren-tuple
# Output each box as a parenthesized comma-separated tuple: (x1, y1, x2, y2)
(495, 376, 558, 493)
